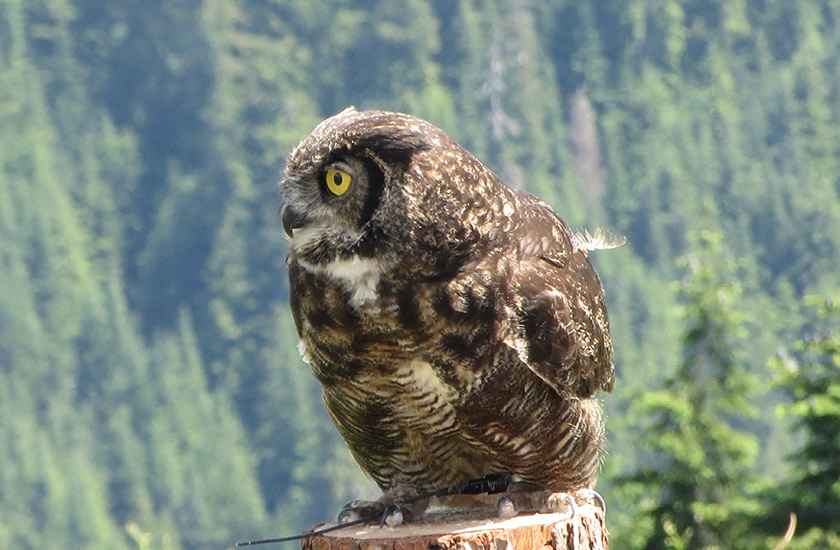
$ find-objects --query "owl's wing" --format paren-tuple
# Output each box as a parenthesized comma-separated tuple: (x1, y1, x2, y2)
(513, 199, 615, 398)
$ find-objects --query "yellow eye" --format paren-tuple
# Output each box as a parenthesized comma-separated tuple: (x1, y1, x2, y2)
(325, 168, 352, 196)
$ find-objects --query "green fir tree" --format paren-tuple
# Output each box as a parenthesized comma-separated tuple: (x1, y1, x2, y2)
(623, 221, 763, 550)
(769, 296, 840, 549)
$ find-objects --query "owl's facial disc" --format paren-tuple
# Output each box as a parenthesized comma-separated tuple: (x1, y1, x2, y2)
(282, 159, 363, 237)
(281, 155, 389, 272)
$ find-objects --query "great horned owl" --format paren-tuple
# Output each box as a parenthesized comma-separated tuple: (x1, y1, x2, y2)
(280, 108, 616, 523)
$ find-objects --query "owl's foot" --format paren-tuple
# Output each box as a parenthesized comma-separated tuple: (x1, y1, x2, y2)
(496, 486, 605, 519)
(337, 496, 429, 527)
(337, 499, 383, 524)
(379, 504, 405, 528)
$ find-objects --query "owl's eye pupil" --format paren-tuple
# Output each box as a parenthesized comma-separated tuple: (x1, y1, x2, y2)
(333, 172, 343, 186)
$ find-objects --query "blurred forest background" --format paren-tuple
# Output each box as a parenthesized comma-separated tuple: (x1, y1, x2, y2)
(1, 0, 839, 549)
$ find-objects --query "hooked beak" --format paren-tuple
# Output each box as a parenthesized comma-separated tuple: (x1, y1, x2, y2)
(281, 205, 314, 238)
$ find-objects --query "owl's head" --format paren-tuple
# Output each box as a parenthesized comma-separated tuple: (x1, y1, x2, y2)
(280, 108, 500, 277)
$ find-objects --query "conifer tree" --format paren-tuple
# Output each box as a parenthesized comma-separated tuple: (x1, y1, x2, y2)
(770, 296, 840, 549)
(625, 220, 762, 550)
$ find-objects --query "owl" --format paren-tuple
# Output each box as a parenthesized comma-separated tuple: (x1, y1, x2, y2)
(280, 108, 616, 525)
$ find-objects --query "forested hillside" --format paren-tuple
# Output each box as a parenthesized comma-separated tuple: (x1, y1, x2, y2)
(1, 1, 838, 549)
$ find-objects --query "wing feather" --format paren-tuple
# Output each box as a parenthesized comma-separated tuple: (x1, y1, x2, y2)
(513, 196, 615, 397)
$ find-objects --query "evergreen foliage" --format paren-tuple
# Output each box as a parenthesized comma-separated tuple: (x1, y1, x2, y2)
(620, 221, 763, 550)
(1, 1, 839, 548)
(768, 297, 840, 548)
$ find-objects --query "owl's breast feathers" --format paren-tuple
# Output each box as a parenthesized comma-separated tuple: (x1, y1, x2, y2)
(287, 191, 613, 490)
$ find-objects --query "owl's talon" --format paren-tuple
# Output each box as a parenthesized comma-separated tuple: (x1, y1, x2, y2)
(544, 492, 575, 519)
(576, 488, 606, 514)
(337, 507, 363, 524)
(380, 505, 404, 528)
(497, 496, 517, 519)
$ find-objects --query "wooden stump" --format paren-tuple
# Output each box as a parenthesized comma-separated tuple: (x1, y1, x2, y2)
(302, 505, 608, 550)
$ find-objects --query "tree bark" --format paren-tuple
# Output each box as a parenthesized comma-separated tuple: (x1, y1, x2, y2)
(302, 505, 608, 550)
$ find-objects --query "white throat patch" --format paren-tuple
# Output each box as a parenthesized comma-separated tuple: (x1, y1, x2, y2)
(288, 224, 383, 307)
(322, 255, 382, 307)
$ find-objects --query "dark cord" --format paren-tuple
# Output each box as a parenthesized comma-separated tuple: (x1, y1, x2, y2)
(236, 517, 371, 546)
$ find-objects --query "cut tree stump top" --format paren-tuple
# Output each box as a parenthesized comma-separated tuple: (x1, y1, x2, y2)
(302, 505, 608, 550)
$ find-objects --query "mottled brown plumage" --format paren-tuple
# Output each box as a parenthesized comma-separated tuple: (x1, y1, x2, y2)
(280, 108, 616, 522)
